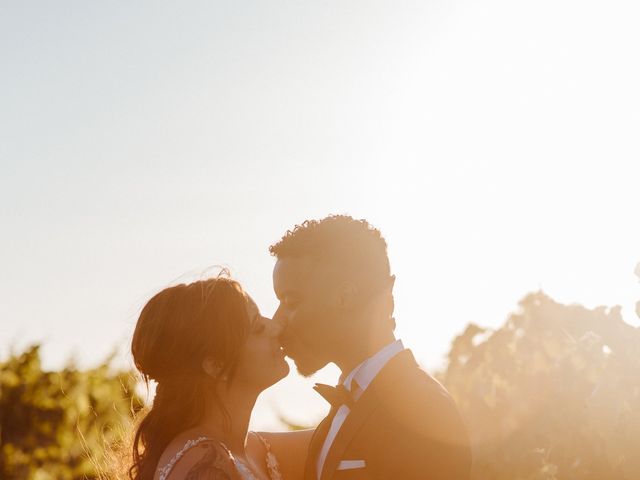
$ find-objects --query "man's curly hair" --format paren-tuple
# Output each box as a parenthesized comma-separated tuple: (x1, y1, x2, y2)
(269, 215, 391, 290)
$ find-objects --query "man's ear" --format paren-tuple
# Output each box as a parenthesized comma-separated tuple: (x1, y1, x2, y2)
(202, 357, 223, 379)
(336, 281, 358, 311)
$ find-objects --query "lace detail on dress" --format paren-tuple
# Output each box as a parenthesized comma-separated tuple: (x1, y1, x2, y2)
(252, 433, 283, 480)
(156, 434, 283, 480)
(158, 436, 209, 480)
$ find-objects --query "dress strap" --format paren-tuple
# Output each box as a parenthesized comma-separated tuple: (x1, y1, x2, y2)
(157, 436, 211, 480)
(157, 434, 281, 480)
(250, 432, 283, 480)
(251, 432, 272, 452)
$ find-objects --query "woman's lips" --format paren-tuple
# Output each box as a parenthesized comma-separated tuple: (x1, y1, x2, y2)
(280, 346, 292, 359)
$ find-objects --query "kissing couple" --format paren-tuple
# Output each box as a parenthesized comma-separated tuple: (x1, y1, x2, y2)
(129, 215, 471, 480)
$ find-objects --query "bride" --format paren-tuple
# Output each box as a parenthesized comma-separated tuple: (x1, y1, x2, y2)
(129, 274, 312, 480)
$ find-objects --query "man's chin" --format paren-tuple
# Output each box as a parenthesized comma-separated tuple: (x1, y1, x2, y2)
(290, 356, 327, 378)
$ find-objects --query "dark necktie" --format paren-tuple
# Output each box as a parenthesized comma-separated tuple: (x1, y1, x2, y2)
(313, 383, 355, 409)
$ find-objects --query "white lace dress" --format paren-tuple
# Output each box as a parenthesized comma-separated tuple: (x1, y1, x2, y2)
(157, 433, 282, 480)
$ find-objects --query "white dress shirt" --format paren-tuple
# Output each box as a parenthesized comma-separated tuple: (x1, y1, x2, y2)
(316, 339, 405, 479)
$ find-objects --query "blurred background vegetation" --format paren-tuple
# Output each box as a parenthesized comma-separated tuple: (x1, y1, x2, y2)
(0, 346, 143, 479)
(444, 291, 640, 480)
(2, 286, 639, 479)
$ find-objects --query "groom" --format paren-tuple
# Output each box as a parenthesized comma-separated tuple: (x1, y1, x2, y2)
(271, 215, 471, 480)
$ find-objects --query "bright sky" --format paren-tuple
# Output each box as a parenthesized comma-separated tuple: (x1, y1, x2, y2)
(1, 1, 639, 429)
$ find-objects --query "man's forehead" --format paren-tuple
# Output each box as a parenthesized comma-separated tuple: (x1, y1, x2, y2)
(273, 256, 314, 282)
(273, 256, 337, 287)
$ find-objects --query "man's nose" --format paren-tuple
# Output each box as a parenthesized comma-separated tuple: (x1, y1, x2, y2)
(272, 306, 287, 328)
(272, 316, 290, 344)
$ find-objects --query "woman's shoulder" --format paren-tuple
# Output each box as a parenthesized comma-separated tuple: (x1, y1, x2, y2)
(156, 435, 237, 480)
(246, 432, 281, 480)
(251, 430, 315, 480)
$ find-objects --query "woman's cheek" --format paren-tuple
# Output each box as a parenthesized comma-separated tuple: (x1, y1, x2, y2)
(250, 336, 271, 361)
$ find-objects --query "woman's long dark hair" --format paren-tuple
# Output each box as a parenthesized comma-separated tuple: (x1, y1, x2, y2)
(129, 276, 251, 480)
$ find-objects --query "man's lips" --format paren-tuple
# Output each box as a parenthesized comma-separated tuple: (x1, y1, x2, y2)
(279, 332, 300, 358)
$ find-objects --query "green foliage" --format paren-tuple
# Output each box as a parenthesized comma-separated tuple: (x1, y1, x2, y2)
(443, 291, 640, 480)
(0, 345, 144, 480)
(2, 285, 639, 479)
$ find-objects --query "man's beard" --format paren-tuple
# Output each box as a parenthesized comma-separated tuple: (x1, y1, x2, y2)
(295, 358, 327, 377)
(289, 345, 329, 377)
(284, 322, 333, 377)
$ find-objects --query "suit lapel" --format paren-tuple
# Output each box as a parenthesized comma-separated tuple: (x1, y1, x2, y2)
(319, 383, 379, 480)
(319, 349, 419, 480)
(304, 406, 338, 480)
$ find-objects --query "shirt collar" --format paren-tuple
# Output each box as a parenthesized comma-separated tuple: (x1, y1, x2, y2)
(342, 339, 404, 396)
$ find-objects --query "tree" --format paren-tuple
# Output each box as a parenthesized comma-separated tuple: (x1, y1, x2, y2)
(443, 291, 640, 480)
(0, 345, 143, 480)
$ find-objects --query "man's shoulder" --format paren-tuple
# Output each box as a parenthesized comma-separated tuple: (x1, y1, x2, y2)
(370, 349, 468, 444)
(372, 349, 453, 402)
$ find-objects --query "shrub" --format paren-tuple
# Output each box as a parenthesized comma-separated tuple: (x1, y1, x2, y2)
(0, 345, 143, 480)
(443, 291, 640, 480)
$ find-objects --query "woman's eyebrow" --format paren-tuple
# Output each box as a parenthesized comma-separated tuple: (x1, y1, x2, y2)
(277, 289, 299, 299)
(246, 301, 259, 320)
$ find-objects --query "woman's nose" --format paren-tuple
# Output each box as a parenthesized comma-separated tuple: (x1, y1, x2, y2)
(272, 310, 289, 332)
(265, 317, 284, 338)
